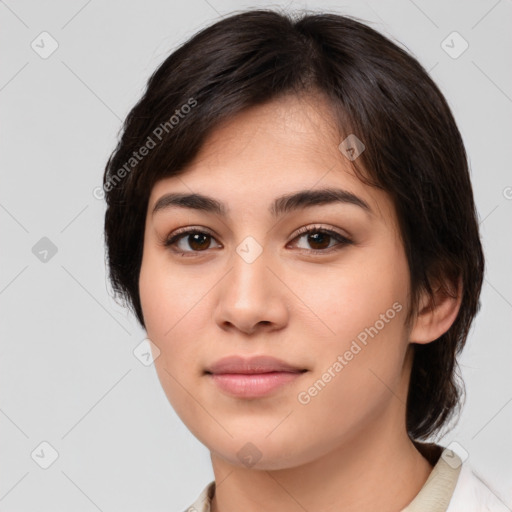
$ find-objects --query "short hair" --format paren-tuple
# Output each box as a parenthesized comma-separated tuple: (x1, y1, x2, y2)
(103, 9, 484, 441)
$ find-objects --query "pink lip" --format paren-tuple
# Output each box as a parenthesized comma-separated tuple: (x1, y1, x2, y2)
(205, 355, 307, 398)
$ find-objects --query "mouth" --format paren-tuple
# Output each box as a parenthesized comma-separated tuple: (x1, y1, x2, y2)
(204, 354, 308, 398)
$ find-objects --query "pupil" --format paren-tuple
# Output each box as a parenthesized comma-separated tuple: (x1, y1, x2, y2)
(190, 233, 210, 251)
(309, 232, 329, 249)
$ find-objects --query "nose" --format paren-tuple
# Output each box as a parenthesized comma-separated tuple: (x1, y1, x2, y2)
(213, 247, 289, 335)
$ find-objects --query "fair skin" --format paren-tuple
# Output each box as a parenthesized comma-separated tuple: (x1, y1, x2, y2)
(139, 93, 461, 512)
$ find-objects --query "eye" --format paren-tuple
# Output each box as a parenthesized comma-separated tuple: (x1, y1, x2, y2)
(164, 228, 221, 255)
(164, 225, 353, 256)
(289, 225, 353, 253)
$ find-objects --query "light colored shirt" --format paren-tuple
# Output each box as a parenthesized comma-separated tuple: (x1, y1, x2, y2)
(183, 444, 510, 511)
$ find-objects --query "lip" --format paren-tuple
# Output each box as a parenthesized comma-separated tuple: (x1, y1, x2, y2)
(205, 355, 306, 374)
(205, 355, 308, 398)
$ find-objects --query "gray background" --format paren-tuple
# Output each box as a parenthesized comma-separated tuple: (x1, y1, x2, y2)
(1, 0, 511, 510)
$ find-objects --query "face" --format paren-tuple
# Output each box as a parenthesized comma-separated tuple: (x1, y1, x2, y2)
(139, 94, 415, 470)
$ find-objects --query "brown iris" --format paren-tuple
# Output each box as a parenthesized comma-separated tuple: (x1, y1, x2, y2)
(306, 232, 331, 250)
(187, 233, 211, 251)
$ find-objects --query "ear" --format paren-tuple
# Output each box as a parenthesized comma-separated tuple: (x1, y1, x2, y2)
(409, 276, 463, 344)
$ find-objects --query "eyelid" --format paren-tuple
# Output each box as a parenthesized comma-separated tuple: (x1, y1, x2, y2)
(163, 226, 221, 248)
(291, 224, 351, 242)
(288, 224, 353, 252)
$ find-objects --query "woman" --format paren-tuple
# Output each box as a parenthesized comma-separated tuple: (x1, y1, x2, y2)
(102, 9, 507, 511)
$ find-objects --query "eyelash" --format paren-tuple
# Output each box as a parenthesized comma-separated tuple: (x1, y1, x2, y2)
(164, 224, 353, 257)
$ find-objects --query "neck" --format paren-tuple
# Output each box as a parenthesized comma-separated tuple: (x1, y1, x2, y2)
(209, 412, 434, 512)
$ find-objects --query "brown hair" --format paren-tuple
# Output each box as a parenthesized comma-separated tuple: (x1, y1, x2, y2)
(103, 9, 484, 441)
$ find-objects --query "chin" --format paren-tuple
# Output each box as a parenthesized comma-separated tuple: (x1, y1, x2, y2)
(207, 434, 321, 471)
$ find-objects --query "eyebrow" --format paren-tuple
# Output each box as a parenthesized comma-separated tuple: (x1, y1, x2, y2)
(152, 187, 372, 218)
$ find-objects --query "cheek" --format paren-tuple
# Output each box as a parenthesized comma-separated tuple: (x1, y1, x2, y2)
(289, 243, 410, 407)
(139, 252, 204, 421)
(139, 247, 200, 341)
(139, 250, 189, 375)
(139, 246, 214, 379)
(292, 292, 409, 453)
(289, 244, 410, 344)
(139, 262, 170, 341)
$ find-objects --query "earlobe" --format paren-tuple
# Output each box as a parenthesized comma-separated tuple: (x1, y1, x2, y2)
(409, 277, 463, 344)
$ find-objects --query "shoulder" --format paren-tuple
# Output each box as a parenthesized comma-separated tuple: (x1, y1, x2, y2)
(447, 461, 510, 512)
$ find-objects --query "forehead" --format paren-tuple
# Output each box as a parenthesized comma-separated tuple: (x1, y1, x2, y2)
(187, 93, 343, 170)
(147, 93, 395, 228)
